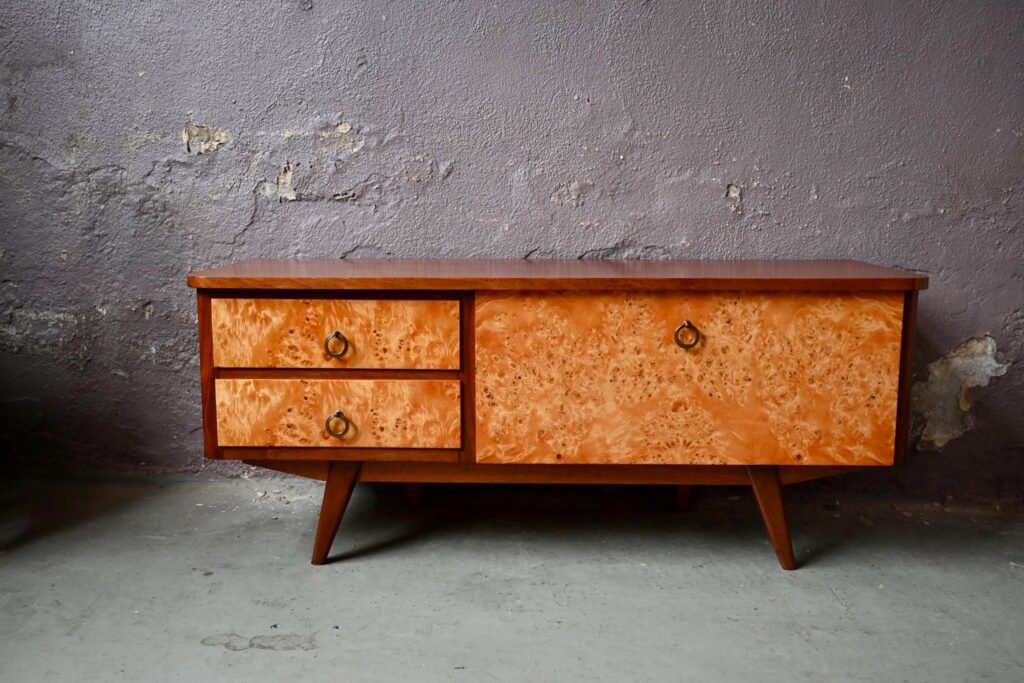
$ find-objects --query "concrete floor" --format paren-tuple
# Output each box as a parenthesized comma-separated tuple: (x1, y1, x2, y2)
(0, 477, 1021, 682)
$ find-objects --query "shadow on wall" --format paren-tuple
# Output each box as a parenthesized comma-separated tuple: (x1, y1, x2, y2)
(0, 330, 239, 479)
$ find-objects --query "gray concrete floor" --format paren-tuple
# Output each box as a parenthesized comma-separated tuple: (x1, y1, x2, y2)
(0, 477, 1021, 682)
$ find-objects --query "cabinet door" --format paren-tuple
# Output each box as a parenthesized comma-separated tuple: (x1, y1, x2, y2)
(475, 291, 904, 466)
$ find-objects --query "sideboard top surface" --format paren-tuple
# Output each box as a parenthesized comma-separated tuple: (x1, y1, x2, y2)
(188, 259, 928, 291)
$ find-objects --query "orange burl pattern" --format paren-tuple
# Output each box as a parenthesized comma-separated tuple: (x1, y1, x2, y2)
(216, 379, 462, 448)
(475, 291, 904, 466)
(211, 298, 460, 369)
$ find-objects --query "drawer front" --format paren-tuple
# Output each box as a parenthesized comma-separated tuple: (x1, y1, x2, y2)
(211, 298, 460, 369)
(475, 291, 904, 466)
(215, 379, 461, 448)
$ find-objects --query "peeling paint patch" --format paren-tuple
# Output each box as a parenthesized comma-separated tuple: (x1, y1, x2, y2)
(319, 121, 361, 154)
(551, 180, 590, 208)
(182, 114, 230, 155)
(725, 183, 743, 213)
(911, 336, 1010, 449)
(258, 162, 297, 202)
(397, 156, 454, 186)
(0, 307, 78, 353)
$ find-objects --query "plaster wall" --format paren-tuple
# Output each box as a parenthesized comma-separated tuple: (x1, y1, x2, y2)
(0, 1, 1020, 496)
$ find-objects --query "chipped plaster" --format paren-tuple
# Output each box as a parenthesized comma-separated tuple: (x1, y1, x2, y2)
(258, 162, 297, 202)
(912, 337, 1010, 450)
(181, 114, 230, 155)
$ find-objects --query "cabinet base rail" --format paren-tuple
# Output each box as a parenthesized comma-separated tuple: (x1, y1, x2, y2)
(244, 460, 864, 570)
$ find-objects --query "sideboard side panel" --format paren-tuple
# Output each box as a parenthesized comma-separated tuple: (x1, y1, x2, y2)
(475, 291, 904, 466)
(197, 289, 222, 458)
(893, 290, 919, 465)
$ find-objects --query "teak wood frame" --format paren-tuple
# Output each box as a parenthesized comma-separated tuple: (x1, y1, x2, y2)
(188, 262, 925, 573)
(196, 282, 921, 570)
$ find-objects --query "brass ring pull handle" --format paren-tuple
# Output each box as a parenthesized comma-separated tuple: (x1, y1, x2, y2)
(673, 320, 701, 349)
(325, 410, 351, 439)
(324, 330, 350, 359)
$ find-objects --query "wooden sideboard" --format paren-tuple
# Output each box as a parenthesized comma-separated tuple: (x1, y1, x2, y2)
(188, 259, 927, 569)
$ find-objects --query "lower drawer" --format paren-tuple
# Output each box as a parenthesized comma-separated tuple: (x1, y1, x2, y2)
(215, 379, 462, 448)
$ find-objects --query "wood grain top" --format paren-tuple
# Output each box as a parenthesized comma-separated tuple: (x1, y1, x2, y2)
(187, 259, 927, 291)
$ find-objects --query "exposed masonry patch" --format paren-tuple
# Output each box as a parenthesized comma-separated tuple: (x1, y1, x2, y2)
(258, 162, 297, 202)
(725, 183, 743, 214)
(911, 336, 1010, 449)
(181, 114, 230, 155)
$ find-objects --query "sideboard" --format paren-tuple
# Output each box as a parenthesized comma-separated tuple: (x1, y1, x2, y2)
(187, 259, 927, 569)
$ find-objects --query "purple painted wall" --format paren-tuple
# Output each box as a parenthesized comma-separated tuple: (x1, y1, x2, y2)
(0, 2, 1020, 497)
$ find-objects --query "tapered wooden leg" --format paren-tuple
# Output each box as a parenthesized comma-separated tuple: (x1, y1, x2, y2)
(747, 466, 797, 570)
(311, 462, 361, 565)
(674, 485, 694, 512)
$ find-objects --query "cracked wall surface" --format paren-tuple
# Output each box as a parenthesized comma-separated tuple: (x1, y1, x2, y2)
(0, 2, 1021, 495)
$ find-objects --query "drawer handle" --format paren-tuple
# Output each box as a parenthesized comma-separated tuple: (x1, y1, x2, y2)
(325, 410, 352, 439)
(324, 330, 350, 359)
(673, 320, 701, 349)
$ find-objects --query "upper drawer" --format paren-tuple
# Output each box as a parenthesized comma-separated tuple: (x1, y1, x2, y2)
(211, 298, 460, 369)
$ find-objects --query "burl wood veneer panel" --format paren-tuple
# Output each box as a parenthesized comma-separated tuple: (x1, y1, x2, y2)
(211, 298, 460, 369)
(476, 292, 904, 466)
(216, 379, 461, 448)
